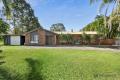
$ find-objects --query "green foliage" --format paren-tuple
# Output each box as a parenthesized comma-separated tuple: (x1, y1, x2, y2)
(107, 7, 120, 39)
(1, 46, 120, 80)
(0, 18, 9, 34)
(10, 0, 42, 34)
(59, 34, 73, 44)
(0, 19, 9, 43)
(89, 0, 120, 39)
(90, 0, 117, 13)
(0, 0, 12, 18)
(81, 32, 91, 44)
(50, 23, 66, 32)
(83, 15, 104, 31)
(82, 15, 120, 39)
(1, 0, 42, 34)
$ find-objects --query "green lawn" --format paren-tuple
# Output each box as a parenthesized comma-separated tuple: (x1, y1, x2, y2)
(0, 40, 3, 45)
(0, 46, 120, 80)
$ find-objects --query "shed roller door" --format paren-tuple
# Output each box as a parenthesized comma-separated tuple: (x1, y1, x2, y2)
(10, 36, 20, 45)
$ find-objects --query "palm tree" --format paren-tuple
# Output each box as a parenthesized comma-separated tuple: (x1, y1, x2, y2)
(90, 0, 120, 39)
(90, 0, 117, 11)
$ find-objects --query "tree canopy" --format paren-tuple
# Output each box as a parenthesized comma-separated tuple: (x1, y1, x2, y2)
(50, 23, 66, 32)
(0, 0, 12, 18)
(0, 18, 9, 34)
(83, 15, 104, 31)
(11, 0, 42, 34)
(87, 0, 120, 39)
(0, 0, 42, 34)
(82, 14, 120, 39)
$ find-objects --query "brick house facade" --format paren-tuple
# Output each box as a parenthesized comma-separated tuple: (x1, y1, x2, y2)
(24, 28, 117, 46)
(24, 28, 57, 46)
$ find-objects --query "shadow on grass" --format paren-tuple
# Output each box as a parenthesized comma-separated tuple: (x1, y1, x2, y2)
(0, 56, 5, 65)
(0, 68, 22, 80)
(0, 54, 44, 80)
(0, 50, 2, 53)
(25, 58, 44, 80)
(0, 50, 5, 65)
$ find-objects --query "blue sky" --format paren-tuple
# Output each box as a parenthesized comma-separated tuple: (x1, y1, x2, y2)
(0, 0, 112, 31)
(27, 0, 102, 31)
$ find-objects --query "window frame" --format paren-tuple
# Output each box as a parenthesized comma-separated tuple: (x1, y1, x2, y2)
(30, 33, 39, 44)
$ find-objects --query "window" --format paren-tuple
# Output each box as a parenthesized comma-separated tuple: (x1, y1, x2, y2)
(30, 34, 38, 43)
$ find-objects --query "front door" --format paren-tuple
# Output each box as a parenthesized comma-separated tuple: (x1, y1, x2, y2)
(46, 36, 53, 45)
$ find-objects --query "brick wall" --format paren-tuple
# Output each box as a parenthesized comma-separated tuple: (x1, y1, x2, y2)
(99, 39, 115, 45)
(24, 28, 57, 46)
(38, 29, 46, 46)
(24, 33, 30, 45)
(24, 29, 46, 46)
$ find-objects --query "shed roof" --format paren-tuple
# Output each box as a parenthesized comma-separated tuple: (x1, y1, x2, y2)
(0, 34, 24, 36)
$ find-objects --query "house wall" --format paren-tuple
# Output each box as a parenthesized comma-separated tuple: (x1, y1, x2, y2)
(24, 33, 31, 45)
(45, 31, 57, 45)
(24, 29, 57, 46)
(25, 29, 46, 46)
(38, 29, 46, 46)
(24, 29, 117, 46)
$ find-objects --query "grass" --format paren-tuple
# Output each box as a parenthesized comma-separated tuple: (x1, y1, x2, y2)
(0, 46, 120, 80)
(0, 40, 3, 45)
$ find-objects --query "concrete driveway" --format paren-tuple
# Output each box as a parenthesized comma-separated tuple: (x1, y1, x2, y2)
(24, 46, 120, 52)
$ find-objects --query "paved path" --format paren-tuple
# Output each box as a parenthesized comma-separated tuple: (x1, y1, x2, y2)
(25, 46, 120, 52)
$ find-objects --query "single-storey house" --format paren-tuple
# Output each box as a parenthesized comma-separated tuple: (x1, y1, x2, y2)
(24, 28, 100, 46)
(24, 28, 57, 46)
(3, 28, 120, 46)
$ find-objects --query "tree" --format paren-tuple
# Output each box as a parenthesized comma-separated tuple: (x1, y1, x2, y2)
(0, 0, 12, 18)
(10, 0, 42, 34)
(83, 15, 104, 31)
(82, 14, 120, 39)
(90, 0, 118, 13)
(0, 0, 42, 34)
(0, 18, 9, 34)
(106, 14, 120, 38)
(82, 15, 107, 38)
(50, 23, 66, 32)
(0, 18, 9, 53)
(89, 0, 120, 39)
(89, 0, 120, 25)
(0, 18, 9, 41)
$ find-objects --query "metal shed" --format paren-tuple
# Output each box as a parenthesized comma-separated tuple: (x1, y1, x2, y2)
(4, 35, 25, 45)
